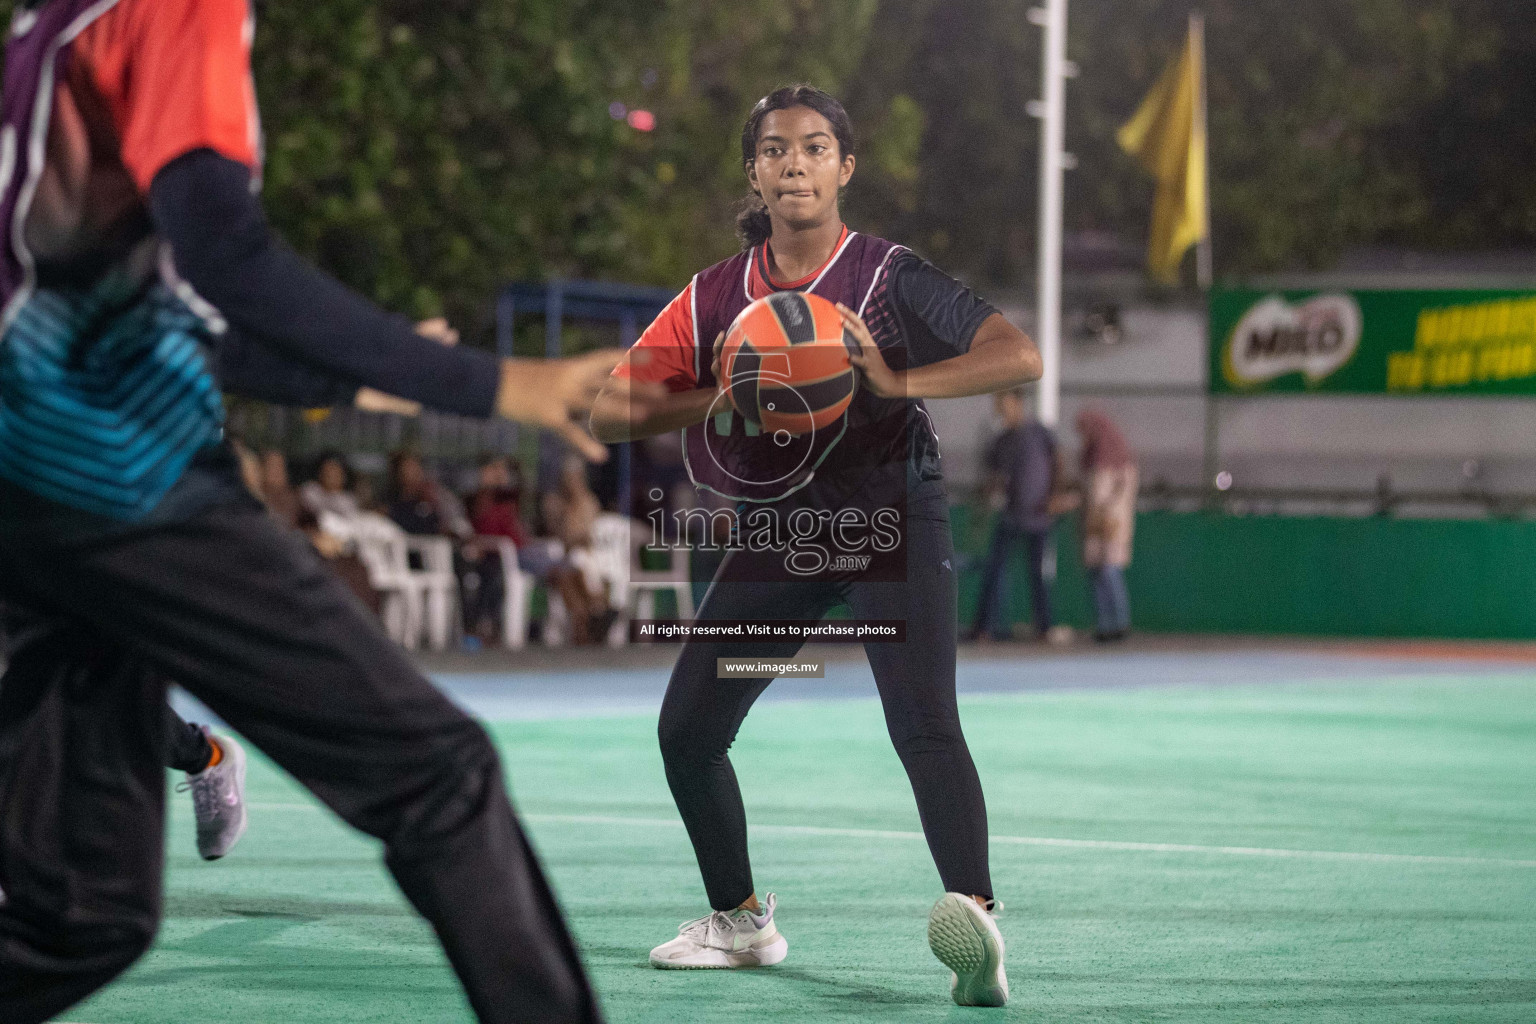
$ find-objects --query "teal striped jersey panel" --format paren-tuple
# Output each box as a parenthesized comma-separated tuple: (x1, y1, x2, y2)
(0, 279, 224, 520)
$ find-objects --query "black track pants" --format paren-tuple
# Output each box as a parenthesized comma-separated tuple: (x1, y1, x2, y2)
(657, 494, 992, 910)
(0, 499, 602, 1024)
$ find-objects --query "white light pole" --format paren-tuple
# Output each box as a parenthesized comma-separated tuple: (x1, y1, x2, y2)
(1028, 0, 1073, 428)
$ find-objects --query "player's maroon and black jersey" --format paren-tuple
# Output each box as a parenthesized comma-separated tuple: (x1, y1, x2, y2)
(615, 229, 998, 507)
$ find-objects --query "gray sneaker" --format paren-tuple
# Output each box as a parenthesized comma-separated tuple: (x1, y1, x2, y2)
(177, 730, 248, 860)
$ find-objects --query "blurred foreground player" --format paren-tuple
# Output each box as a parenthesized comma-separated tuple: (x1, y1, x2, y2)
(0, 2, 661, 1022)
(153, 321, 463, 867)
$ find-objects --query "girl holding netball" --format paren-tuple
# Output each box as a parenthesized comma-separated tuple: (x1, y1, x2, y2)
(591, 85, 1040, 1007)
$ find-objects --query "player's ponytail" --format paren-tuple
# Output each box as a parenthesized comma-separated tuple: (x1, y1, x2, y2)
(735, 200, 774, 249)
(737, 85, 856, 250)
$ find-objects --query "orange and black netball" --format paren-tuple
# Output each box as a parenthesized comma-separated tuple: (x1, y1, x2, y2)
(720, 292, 859, 436)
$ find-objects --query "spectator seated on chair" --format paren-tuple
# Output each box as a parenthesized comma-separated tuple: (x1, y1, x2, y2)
(296, 507, 382, 617)
(466, 455, 592, 644)
(300, 451, 364, 522)
(386, 450, 491, 646)
(537, 455, 615, 645)
(386, 450, 467, 540)
(232, 441, 381, 617)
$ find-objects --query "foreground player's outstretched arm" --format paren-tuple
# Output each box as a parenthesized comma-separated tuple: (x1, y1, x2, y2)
(590, 378, 717, 443)
(215, 328, 362, 408)
(589, 286, 720, 443)
(221, 320, 473, 414)
(150, 149, 661, 459)
(221, 330, 465, 416)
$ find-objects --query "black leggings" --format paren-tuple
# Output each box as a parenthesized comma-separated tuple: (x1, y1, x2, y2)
(657, 495, 992, 910)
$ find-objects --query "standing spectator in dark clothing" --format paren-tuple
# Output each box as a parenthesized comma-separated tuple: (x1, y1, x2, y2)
(966, 389, 1059, 641)
(468, 455, 594, 643)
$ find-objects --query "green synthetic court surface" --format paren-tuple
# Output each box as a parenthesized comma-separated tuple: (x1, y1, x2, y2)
(67, 660, 1536, 1023)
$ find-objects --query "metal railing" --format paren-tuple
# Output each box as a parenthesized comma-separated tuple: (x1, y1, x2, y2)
(225, 401, 523, 466)
(1138, 478, 1536, 519)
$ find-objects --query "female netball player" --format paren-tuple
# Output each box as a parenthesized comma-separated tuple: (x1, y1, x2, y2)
(590, 85, 1041, 1007)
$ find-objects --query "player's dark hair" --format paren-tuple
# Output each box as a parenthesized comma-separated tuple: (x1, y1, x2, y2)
(737, 85, 856, 249)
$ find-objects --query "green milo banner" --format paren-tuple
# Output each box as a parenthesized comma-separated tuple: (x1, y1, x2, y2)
(1209, 289, 1536, 395)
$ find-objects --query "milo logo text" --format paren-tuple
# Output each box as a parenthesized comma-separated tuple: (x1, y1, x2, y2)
(1224, 293, 1362, 387)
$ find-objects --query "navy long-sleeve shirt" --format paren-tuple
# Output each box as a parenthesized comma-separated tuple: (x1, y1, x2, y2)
(151, 149, 501, 416)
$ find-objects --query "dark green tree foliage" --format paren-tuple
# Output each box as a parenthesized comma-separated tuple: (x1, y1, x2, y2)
(253, 0, 662, 332)
(0, 0, 1529, 309)
(841, 0, 1040, 284)
(850, 0, 1518, 285)
(603, 0, 877, 303)
(1379, 0, 1536, 249)
(0, 0, 874, 336)
(251, 0, 875, 332)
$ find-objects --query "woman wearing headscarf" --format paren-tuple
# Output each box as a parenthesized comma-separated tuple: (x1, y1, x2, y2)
(1076, 410, 1137, 641)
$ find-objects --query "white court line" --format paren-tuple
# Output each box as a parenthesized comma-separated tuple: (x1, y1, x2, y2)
(246, 803, 1536, 869)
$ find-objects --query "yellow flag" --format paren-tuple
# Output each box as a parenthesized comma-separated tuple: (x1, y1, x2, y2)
(1117, 16, 1208, 285)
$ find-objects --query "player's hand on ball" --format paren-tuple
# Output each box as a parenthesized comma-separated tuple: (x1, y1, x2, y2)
(837, 302, 903, 398)
(497, 350, 666, 462)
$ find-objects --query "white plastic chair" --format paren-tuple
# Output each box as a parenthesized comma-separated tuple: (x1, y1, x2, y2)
(345, 513, 424, 649)
(481, 536, 576, 649)
(403, 535, 459, 651)
(483, 536, 536, 650)
(590, 512, 695, 647)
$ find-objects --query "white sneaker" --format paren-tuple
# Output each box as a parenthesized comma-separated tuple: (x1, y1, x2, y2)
(177, 730, 248, 860)
(649, 892, 788, 969)
(927, 892, 1008, 1007)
